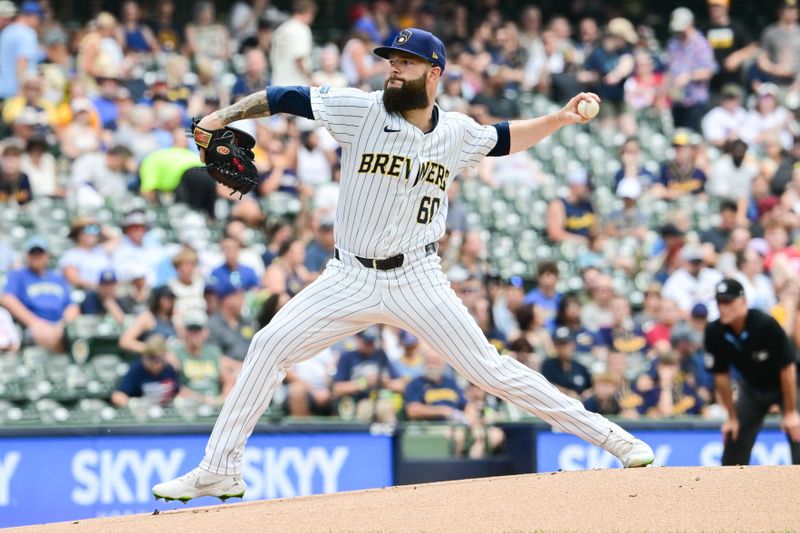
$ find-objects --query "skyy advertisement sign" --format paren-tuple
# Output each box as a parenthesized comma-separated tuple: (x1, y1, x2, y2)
(0, 432, 393, 527)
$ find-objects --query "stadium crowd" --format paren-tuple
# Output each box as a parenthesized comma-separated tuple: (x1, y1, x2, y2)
(1, 0, 800, 455)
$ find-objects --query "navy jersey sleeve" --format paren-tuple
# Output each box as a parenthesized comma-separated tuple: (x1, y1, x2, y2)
(487, 121, 510, 157)
(266, 86, 314, 119)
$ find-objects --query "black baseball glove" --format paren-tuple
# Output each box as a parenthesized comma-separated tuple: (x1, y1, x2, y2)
(191, 119, 258, 198)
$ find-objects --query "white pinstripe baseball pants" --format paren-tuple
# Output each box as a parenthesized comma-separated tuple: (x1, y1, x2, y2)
(200, 253, 618, 475)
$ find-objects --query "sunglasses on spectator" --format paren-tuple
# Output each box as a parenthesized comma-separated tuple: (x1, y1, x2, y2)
(83, 224, 101, 235)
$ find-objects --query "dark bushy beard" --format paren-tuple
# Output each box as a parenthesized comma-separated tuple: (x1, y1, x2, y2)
(382, 72, 430, 113)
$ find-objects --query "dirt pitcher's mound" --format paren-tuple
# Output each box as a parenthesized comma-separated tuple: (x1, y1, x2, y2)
(10, 466, 800, 533)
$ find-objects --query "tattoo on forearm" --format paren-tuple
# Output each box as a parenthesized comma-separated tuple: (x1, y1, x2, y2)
(216, 91, 271, 124)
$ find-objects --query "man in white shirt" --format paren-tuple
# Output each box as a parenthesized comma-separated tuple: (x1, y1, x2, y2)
(269, 1, 317, 86)
(706, 139, 759, 220)
(69, 146, 133, 209)
(662, 243, 723, 320)
(701, 83, 748, 146)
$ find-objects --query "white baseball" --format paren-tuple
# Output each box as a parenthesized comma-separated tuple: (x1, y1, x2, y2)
(577, 99, 600, 119)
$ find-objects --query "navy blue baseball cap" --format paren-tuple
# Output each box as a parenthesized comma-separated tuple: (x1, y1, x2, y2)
(374, 28, 446, 71)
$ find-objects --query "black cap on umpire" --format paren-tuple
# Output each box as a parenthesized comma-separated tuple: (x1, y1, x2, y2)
(714, 278, 745, 302)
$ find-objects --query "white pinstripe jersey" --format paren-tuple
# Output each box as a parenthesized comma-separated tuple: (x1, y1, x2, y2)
(309, 86, 499, 258)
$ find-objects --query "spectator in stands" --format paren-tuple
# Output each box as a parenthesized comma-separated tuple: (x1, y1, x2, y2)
(552, 292, 596, 357)
(514, 304, 554, 365)
(492, 276, 526, 341)
(112, 334, 180, 408)
(210, 236, 260, 293)
(207, 277, 256, 394)
(173, 310, 224, 405)
(666, 7, 717, 131)
(541, 327, 592, 400)
(701, 84, 748, 147)
(647, 223, 687, 283)
(69, 145, 133, 209)
(117, 262, 150, 315)
(613, 137, 657, 190)
(546, 167, 596, 244)
(580, 274, 615, 331)
(635, 282, 663, 330)
(232, 48, 269, 101)
(60, 217, 112, 291)
(304, 217, 335, 275)
(1, 236, 78, 353)
(262, 220, 294, 267)
(58, 98, 101, 160)
(624, 50, 669, 120)
(286, 345, 335, 417)
(393, 330, 424, 381)
(79, 269, 125, 323)
(605, 177, 647, 240)
(716, 226, 752, 276)
(705, 0, 757, 93)
(581, 18, 636, 129)
(78, 13, 125, 82)
(114, 105, 165, 163)
(138, 143, 202, 201)
(2, 74, 57, 127)
(168, 247, 206, 327)
(662, 244, 724, 320)
(700, 200, 739, 253)
(111, 209, 163, 286)
(119, 284, 177, 355)
(333, 327, 404, 423)
(634, 351, 705, 417)
(743, 82, 795, 150)
(403, 347, 464, 422)
(263, 239, 311, 297)
(149, 0, 182, 52)
(583, 373, 623, 416)
(21, 135, 58, 198)
(312, 43, 348, 89)
(0, 145, 32, 205)
(270, 0, 316, 86)
(595, 296, 650, 361)
(185, 2, 230, 71)
(653, 130, 707, 199)
(463, 383, 505, 458)
(522, 261, 561, 330)
(734, 249, 777, 311)
(455, 230, 489, 282)
(757, 0, 800, 87)
(119, 1, 158, 55)
(340, 30, 385, 90)
(174, 167, 218, 220)
(0, 1, 42, 100)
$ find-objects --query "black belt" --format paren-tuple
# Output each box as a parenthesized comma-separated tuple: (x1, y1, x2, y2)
(334, 243, 437, 270)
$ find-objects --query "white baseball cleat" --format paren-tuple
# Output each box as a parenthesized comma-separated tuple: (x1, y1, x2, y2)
(152, 467, 247, 502)
(602, 428, 655, 468)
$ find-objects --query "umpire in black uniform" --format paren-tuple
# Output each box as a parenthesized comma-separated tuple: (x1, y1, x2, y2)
(704, 278, 800, 465)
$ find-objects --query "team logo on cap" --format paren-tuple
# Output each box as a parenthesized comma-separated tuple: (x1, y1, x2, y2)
(396, 29, 412, 44)
(717, 282, 727, 293)
(432, 51, 439, 59)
